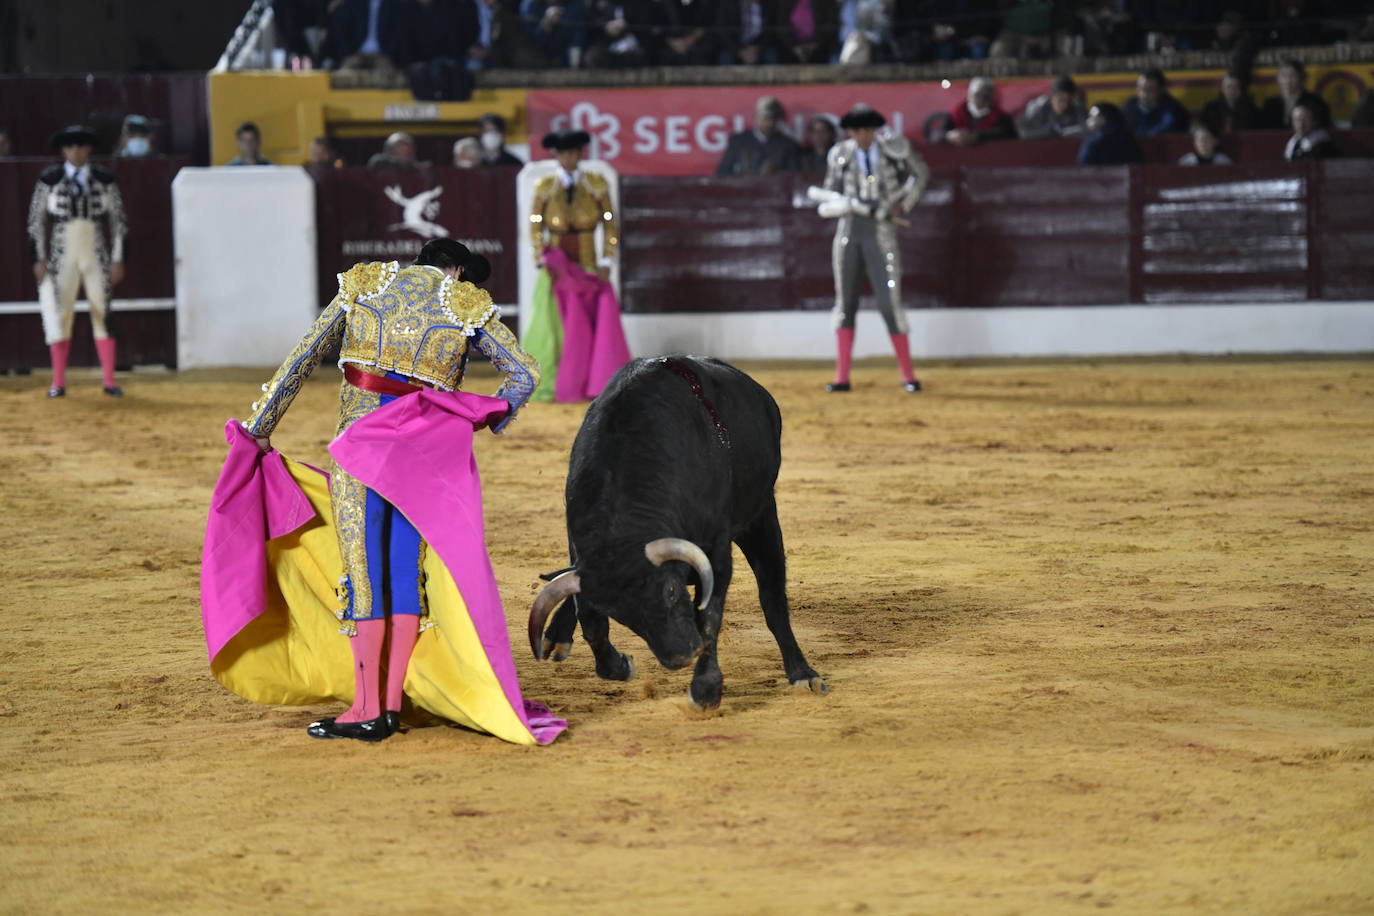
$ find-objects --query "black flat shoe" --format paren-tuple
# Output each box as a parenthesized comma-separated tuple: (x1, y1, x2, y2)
(307, 714, 391, 742)
(903, 380, 922, 393)
(103, 385, 124, 397)
(47, 386, 65, 398)
(825, 382, 851, 393)
(385, 711, 403, 734)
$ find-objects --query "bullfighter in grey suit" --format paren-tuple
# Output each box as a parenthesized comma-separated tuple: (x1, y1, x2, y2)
(820, 105, 929, 393)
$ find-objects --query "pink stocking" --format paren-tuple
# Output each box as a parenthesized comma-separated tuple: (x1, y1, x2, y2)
(385, 614, 420, 713)
(50, 340, 71, 390)
(95, 337, 118, 388)
(834, 328, 855, 384)
(337, 618, 385, 722)
(890, 333, 916, 383)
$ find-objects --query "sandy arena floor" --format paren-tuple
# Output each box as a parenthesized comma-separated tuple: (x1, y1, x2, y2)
(1, 357, 1371, 915)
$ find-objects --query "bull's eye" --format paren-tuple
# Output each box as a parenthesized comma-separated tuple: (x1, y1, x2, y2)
(664, 581, 680, 604)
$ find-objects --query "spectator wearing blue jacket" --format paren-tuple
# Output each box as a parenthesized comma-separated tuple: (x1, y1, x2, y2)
(521, 0, 589, 66)
(1123, 68, 1191, 136)
(1077, 102, 1143, 166)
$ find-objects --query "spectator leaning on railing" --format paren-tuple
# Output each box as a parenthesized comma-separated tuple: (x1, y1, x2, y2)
(1018, 75, 1088, 140)
(226, 122, 271, 165)
(584, 0, 662, 67)
(368, 132, 420, 169)
(406, 0, 480, 100)
(522, 0, 589, 66)
(799, 114, 838, 171)
(1077, 102, 1142, 166)
(1123, 68, 1190, 136)
(478, 114, 524, 166)
(715, 96, 801, 175)
(1200, 71, 1260, 134)
(944, 76, 1015, 147)
(1179, 124, 1233, 166)
(660, 0, 720, 65)
(330, 0, 409, 72)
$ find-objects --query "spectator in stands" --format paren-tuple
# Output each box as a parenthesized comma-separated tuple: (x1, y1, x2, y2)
(330, 0, 409, 72)
(115, 115, 156, 158)
(715, 96, 801, 175)
(368, 132, 420, 169)
(478, 114, 525, 166)
(1351, 89, 1374, 129)
(1200, 72, 1260, 134)
(306, 136, 341, 175)
(407, 0, 479, 100)
(837, 0, 893, 64)
(1179, 125, 1234, 165)
(921, 0, 996, 61)
(0, 128, 11, 157)
(478, 0, 549, 67)
(1262, 59, 1331, 131)
(453, 137, 482, 167)
(226, 122, 272, 165)
(799, 114, 838, 171)
(944, 77, 1015, 147)
(522, 0, 589, 66)
(585, 0, 662, 67)
(1077, 102, 1143, 165)
(776, 0, 839, 64)
(660, 0, 720, 65)
(273, 0, 332, 67)
(1284, 103, 1339, 161)
(1123, 68, 1190, 136)
(1018, 75, 1089, 140)
(990, 0, 1053, 59)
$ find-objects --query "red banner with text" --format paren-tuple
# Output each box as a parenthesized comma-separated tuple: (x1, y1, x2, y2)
(526, 81, 1052, 176)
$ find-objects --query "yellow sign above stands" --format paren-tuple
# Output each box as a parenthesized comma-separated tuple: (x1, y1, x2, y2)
(208, 71, 527, 167)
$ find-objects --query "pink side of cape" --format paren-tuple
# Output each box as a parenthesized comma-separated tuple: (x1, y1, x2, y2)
(544, 246, 631, 402)
(327, 389, 567, 745)
(201, 421, 319, 661)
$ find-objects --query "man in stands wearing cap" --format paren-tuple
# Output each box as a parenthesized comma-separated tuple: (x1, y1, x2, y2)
(715, 95, 802, 176)
(821, 105, 929, 393)
(27, 125, 128, 398)
(229, 238, 554, 743)
(524, 128, 631, 401)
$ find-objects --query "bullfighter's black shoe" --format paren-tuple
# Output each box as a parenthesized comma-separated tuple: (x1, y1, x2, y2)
(102, 385, 124, 397)
(384, 711, 403, 734)
(47, 386, 65, 398)
(307, 714, 391, 742)
(825, 382, 852, 393)
(903, 380, 922, 393)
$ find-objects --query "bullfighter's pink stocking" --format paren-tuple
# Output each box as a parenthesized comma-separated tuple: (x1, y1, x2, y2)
(337, 618, 385, 723)
(385, 614, 420, 713)
(95, 337, 118, 388)
(50, 340, 70, 390)
(833, 328, 855, 384)
(890, 334, 916, 383)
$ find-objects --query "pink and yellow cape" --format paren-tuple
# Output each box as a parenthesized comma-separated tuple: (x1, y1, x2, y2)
(200, 390, 566, 745)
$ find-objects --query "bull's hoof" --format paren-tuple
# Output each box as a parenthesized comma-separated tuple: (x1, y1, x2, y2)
(540, 638, 574, 662)
(688, 673, 724, 710)
(595, 652, 635, 681)
(790, 676, 830, 695)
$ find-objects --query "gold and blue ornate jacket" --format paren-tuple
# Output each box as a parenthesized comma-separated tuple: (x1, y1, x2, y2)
(243, 261, 539, 437)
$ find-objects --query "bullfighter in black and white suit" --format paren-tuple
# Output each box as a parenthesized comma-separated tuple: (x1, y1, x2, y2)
(27, 125, 128, 398)
(821, 105, 928, 393)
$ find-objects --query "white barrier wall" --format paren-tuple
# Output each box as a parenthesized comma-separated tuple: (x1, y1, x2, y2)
(172, 167, 317, 368)
(622, 303, 1374, 361)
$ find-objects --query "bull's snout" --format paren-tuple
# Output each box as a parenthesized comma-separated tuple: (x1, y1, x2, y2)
(650, 631, 705, 671)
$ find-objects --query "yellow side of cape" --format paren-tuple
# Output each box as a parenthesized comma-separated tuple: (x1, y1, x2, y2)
(210, 457, 537, 745)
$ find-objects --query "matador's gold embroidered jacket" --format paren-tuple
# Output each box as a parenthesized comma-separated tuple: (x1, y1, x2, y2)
(243, 261, 539, 437)
(529, 170, 618, 271)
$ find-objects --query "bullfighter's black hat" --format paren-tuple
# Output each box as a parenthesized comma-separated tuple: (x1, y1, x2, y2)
(541, 129, 592, 151)
(52, 124, 98, 150)
(839, 106, 886, 130)
(415, 238, 492, 285)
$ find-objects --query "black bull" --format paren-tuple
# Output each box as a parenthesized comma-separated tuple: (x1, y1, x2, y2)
(529, 356, 828, 709)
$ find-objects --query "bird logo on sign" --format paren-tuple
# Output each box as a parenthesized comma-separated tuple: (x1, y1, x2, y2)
(384, 185, 449, 238)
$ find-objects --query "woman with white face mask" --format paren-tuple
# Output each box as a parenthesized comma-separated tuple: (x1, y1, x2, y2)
(477, 113, 524, 167)
(116, 115, 155, 158)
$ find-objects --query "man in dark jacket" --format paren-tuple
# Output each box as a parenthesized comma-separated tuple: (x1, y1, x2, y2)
(1077, 103, 1144, 165)
(715, 96, 801, 175)
(330, 0, 411, 71)
(1123, 68, 1190, 136)
(1261, 59, 1332, 131)
(406, 0, 480, 100)
(1200, 72, 1260, 134)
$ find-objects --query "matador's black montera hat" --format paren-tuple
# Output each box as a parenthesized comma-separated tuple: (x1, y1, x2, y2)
(541, 129, 592, 151)
(839, 106, 887, 130)
(52, 124, 98, 150)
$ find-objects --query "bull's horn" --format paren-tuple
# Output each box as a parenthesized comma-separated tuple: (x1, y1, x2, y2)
(644, 539, 714, 611)
(529, 570, 580, 659)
